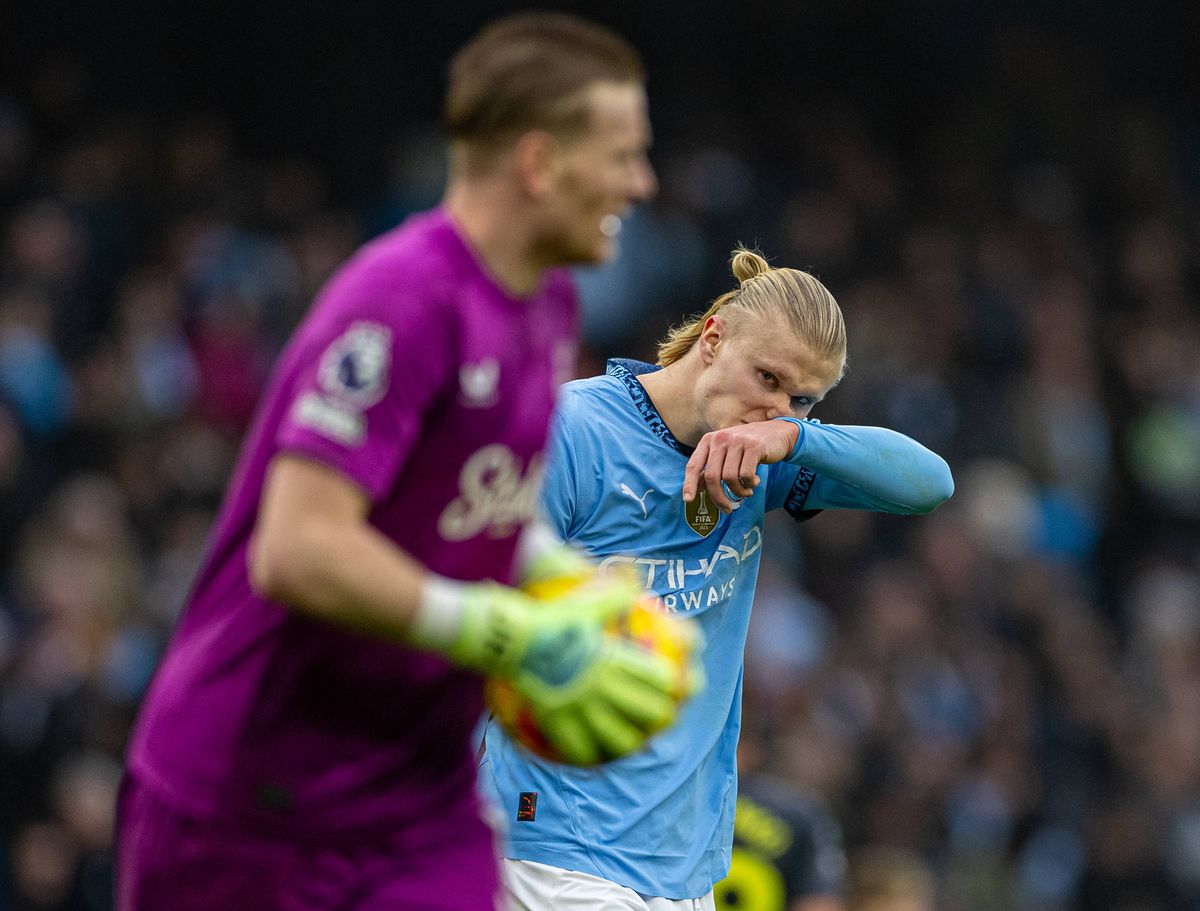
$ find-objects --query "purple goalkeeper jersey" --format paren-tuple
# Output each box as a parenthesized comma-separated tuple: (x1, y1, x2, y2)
(127, 208, 577, 842)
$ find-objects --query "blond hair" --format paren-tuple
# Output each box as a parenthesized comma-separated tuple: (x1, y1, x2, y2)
(444, 13, 643, 173)
(656, 247, 847, 373)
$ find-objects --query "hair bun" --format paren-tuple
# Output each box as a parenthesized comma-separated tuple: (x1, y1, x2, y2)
(730, 246, 770, 285)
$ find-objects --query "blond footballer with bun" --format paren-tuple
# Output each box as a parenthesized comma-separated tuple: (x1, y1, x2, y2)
(482, 248, 954, 910)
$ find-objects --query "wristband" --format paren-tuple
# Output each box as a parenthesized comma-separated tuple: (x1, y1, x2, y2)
(515, 522, 563, 581)
(409, 574, 466, 651)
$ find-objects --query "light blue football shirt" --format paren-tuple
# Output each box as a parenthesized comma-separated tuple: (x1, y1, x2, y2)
(480, 359, 953, 899)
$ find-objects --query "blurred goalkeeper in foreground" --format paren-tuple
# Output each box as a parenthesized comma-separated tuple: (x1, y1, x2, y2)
(480, 248, 954, 909)
(115, 12, 693, 911)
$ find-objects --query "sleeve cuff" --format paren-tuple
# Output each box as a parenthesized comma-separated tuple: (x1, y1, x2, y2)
(772, 416, 807, 462)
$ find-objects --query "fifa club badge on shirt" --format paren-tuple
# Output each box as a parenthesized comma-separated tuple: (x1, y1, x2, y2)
(517, 792, 538, 822)
(685, 489, 719, 537)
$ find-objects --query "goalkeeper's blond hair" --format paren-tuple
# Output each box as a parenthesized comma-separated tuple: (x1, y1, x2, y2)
(656, 247, 847, 377)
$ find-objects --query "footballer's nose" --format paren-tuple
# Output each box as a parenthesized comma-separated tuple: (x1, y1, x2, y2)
(764, 398, 787, 421)
(763, 394, 791, 421)
(748, 406, 778, 423)
(630, 157, 657, 202)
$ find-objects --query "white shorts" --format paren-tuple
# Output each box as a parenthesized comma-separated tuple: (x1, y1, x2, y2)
(501, 858, 716, 911)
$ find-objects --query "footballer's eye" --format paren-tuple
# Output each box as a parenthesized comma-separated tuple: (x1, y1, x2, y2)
(759, 370, 778, 388)
(792, 396, 812, 408)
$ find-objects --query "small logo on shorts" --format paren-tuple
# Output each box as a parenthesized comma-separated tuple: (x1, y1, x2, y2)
(517, 792, 538, 822)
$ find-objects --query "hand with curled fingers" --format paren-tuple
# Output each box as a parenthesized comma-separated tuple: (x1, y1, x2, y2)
(681, 419, 801, 513)
(463, 572, 703, 766)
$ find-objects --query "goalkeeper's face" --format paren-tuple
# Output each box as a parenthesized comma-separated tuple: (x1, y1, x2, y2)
(694, 313, 840, 433)
(530, 81, 657, 267)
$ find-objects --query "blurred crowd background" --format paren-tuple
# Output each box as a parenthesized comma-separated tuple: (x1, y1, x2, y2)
(1, 2, 1198, 909)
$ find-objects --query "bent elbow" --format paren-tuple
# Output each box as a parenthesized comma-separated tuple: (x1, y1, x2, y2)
(248, 536, 281, 601)
(916, 458, 955, 514)
(248, 531, 304, 605)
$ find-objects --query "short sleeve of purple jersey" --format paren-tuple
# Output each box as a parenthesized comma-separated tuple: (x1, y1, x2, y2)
(275, 283, 452, 502)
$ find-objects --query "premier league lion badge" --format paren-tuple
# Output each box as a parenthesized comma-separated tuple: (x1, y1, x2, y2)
(318, 322, 391, 408)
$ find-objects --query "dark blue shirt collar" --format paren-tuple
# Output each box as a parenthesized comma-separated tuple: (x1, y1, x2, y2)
(605, 358, 693, 456)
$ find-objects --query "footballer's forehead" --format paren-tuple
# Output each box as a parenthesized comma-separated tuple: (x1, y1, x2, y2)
(731, 311, 843, 391)
(570, 81, 652, 147)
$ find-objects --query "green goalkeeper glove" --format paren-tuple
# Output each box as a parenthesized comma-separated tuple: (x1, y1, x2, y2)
(416, 574, 698, 765)
(514, 527, 595, 597)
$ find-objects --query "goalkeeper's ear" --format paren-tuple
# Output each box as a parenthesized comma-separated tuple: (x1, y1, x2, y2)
(515, 520, 594, 594)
